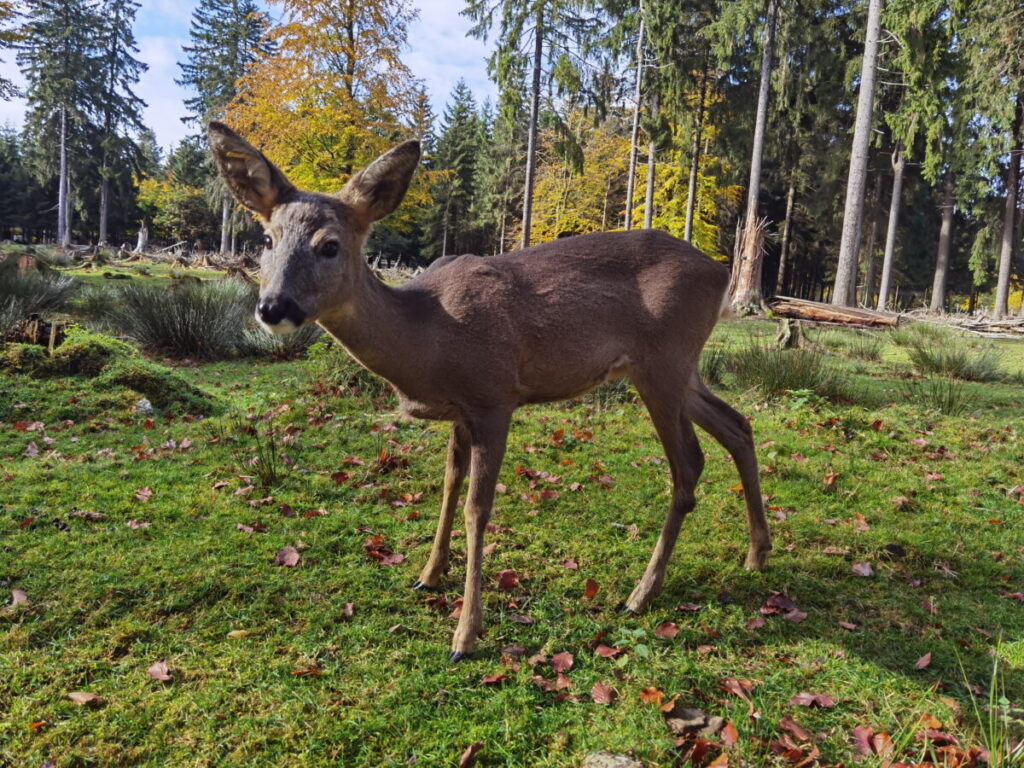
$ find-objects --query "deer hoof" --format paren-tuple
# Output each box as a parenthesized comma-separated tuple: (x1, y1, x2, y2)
(616, 602, 637, 617)
(411, 579, 440, 591)
(448, 650, 470, 663)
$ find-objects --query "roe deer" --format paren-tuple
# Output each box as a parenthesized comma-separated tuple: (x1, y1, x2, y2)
(209, 122, 771, 660)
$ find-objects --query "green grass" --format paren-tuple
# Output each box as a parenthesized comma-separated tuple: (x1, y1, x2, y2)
(2, 271, 1024, 767)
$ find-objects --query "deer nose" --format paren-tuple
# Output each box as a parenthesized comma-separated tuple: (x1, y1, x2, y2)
(257, 296, 306, 327)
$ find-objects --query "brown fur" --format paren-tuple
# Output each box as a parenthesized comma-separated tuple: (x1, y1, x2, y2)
(210, 122, 771, 658)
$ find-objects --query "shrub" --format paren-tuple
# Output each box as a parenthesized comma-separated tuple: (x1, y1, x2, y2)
(102, 279, 255, 359)
(807, 327, 883, 361)
(898, 376, 977, 416)
(237, 323, 324, 358)
(98, 358, 219, 415)
(0, 255, 78, 328)
(728, 343, 849, 401)
(887, 321, 956, 348)
(906, 342, 1002, 382)
(0, 342, 48, 373)
(306, 339, 393, 400)
(48, 326, 138, 375)
(700, 346, 728, 386)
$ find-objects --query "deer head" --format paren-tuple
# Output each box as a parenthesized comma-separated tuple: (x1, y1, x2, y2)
(208, 121, 421, 334)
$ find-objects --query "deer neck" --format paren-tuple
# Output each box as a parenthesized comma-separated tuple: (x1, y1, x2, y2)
(317, 258, 423, 392)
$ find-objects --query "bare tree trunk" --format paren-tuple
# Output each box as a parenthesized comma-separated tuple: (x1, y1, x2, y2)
(625, 6, 645, 233)
(134, 221, 148, 253)
(995, 92, 1023, 318)
(220, 194, 231, 254)
(684, 71, 707, 243)
(773, 176, 797, 297)
(730, 0, 777, 310)
(58, 108, 68, 247)
(644, 136, 656, 229)
(832, 0, 884, 307)
(520, 6, 544, 250)
(877, 146, 905, 311)
(860, 174, 883, 306)
(929, 178, 955, 313)
(98, 165, 110, 246)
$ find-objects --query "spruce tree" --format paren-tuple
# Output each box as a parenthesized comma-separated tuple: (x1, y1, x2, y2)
(94, 0, 147, 245)
(0, 1, 20, 100)
(430, 80, 484, 257)
(17, 0, 103, 246)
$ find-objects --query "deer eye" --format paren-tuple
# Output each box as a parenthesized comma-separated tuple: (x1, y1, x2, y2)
(263, 234, 273, 249)
(319, 240, 339, 259)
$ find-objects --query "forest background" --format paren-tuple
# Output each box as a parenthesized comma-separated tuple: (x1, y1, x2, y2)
(0, 0, 1022, 316)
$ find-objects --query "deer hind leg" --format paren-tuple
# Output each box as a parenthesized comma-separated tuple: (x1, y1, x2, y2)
(414, 421, 471, 590)
(688, 374, 771, 571)
(624, 382, 705, 613)
(449, 411, 510, 661)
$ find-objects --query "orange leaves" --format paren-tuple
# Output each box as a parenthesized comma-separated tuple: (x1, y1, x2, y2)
(583, 579, 600, 599)
(363, 535, 404, 566)
(496, 570, 519, 591)
(639, 687, 665, 706)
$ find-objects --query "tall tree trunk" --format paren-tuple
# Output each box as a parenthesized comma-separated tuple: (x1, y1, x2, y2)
(730, 0, 778, 310)
(684, 71, 707, 243)
(994, 92, 1023, 318)
(625, 6, 645, 232)
(134, 221, 148, 253)
(774, 175, 796, 297)
(98, 160, 110, 246)
(860, 174, 883, 306)
(644, 137, 656, 229)
(58, 108, 68, 247)
(877, 146, 905, 311)
(220, 194, 231, 254)
(929, 178, 955, 313)
(832, 0, 884, 307)
(520, 6, 544, 250)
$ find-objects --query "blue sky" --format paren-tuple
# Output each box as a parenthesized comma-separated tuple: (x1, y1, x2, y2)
(0, 0, 497, 151)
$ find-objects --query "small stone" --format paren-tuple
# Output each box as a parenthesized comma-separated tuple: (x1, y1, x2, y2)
(136, 398, 154, 415)
(582, 752, 644, 768)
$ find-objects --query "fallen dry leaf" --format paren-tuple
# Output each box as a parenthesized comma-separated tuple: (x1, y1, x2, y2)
(591, 682, 616, 705)
(655, 621, 680, 639)
(133, 486, 152, 502)
(852, 562, 874, 577)
(594, 644, 624, 658)
(11, 589, 29, 606)
(148, 660, 172, 682)
(915, 652, 932, 669)
(555, 672, 573, 690)
(274, 546, 301, 567)
(551, 652, 574, 673)
(720, 721, 739, 747)
(779, 716, 812, 742)
(789, 691, 836, 708)
(639, 686, 665, 706)
(480, 673, 509, 685)
(68, 691, 105, 707)
(497, 569, 519, 590)
(560, 558, 579, 570)
(583, 578, 600, 598)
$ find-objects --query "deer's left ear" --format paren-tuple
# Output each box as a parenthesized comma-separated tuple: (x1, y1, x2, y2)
(208, 121, 295, 220)
(338, 140, 421, 224)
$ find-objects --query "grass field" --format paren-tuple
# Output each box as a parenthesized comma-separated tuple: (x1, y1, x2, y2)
(2, 252, 1023, 767)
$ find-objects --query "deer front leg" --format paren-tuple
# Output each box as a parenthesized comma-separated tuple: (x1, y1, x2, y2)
(449, 412, 510, 662)
(413, 422, 470, 590)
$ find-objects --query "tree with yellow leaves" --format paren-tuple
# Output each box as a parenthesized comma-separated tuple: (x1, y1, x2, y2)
(226, 0, 434, 244)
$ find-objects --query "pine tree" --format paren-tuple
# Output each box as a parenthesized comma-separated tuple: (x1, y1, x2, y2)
(94, 0, 147, 245)
(177, 0, 272, 252)
(0, 1, 20, 100)
(17, 0, 103, 246)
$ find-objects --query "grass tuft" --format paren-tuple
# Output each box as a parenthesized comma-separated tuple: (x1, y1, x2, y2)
(906, 343, 1002, 382)
(728, 342, 850, 401)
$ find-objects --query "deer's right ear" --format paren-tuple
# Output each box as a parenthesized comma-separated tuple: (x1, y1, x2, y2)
(208, 121, 295, 220)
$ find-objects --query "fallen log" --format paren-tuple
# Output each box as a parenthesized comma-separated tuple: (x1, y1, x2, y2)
(768, 296, 899, 328)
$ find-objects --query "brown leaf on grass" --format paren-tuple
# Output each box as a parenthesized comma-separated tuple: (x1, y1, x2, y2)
(780, 716, 813, 742)
(760, 593, 798, 615)
(459, 742, 484, 768)
(591, 682, 616, 705)
(594, 644, 623, 658)
(133, 486, 152, 502)
(853, 512, 870, 532)
(342, 602, 354, 619)
(482, 542, 498, 556)
(560, 558, 579, 570)
(677, 602, 703, 612)
(922, 599, 938, 614)
(720, 721, 739, 747)
(655, 621, 680, 639)
(68, 691, 105, 707)
(274, 546, 300, 567)
(745, 616, 766, 630)
(126, 519, 151, 529)
(551, 652, 574, 672)
(480, 673, 509, 685)
(449, 597, 464, 619)
(789, 692, 836, 708)
(532, 675, 555, 692)
(851, 725, 875, 756)
(583, 578, 599, 598)
(720, 678, 754, 702)
(555, 672, 573, 690)
(783, 609, 808, 623)
(852, 562, 874, 577)
(915, 652, 932, 669)
(706, 753, 729, 768)
(822, 472, 839, 488)
(838, 621, 858, 631)
(292, 668, 322, 676)
(496, 569, 519, 590)
(639, 687, 665, 706)
(148, 660, 172, 682)
(379, 553, 405, 566)
(11, 589, 29, 606)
